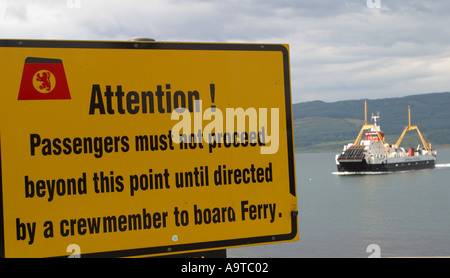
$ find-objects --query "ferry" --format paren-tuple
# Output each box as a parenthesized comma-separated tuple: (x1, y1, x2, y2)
(336, 101, 437, 172)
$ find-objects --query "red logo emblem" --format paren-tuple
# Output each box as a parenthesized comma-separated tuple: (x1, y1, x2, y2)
(18, 57, 71, 100)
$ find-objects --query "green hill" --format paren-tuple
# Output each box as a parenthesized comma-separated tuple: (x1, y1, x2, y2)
(292, 92, 450, 152)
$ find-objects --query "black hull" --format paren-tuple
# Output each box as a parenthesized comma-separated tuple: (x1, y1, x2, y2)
(337, 159, 435, 172)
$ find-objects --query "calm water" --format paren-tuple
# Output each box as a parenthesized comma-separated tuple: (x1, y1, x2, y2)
(228, 149, 450, 258)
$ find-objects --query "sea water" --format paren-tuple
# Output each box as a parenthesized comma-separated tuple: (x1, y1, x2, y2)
(228, 149, 450, 258)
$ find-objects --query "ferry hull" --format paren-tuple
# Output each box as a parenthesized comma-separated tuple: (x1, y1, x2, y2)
(337, 158, 436, 172)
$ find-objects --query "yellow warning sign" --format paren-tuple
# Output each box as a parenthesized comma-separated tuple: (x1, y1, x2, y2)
(0, 39, 297, 258)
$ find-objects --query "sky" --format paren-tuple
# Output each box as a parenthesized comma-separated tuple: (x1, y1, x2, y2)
(1, 0, 450, 104)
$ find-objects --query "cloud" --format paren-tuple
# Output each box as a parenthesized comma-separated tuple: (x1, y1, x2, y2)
(1, 0, 450, 103)
(285, 1, 450, 102)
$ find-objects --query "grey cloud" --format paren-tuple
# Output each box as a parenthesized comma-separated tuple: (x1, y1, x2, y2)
(1, 0, 450, 103)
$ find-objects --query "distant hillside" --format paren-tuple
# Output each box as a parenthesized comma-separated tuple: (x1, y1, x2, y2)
(292, 92, 450, 152)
